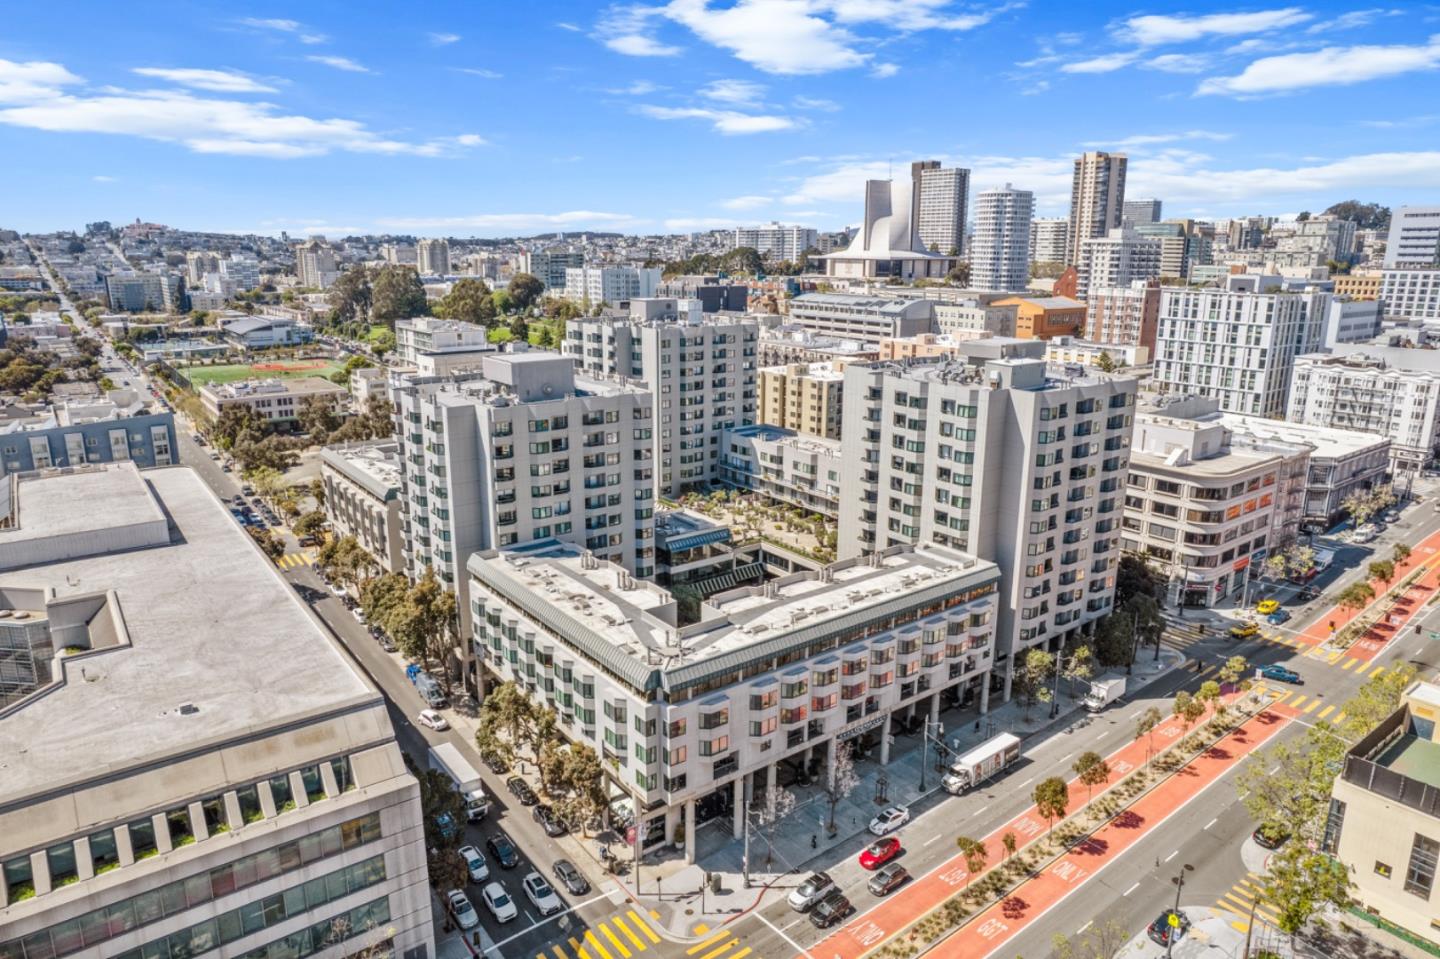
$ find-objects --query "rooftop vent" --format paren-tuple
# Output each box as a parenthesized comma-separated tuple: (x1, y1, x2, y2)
(177, 703, 199, 715)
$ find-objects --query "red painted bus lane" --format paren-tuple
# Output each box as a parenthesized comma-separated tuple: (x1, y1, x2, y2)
(815, 705, 1292, 959)
(1295, 527, 1440, 648)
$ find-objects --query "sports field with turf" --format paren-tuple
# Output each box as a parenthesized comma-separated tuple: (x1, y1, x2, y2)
(181, 358, 345, 386)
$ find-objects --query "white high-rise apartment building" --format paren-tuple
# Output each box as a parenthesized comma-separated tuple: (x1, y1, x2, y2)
(911, 161, 970, 255)
(381, 243, 416, 265)
(417, 238, 451, 275)
(1075, 227, 1163, 298)
(970, 184, 1034, 293)
(1288, 348, 1440, 474)
(294, 237, 337, 289)
(220, 255, 260, 291)
(1152, 275, 1331, 417)
(1029, 218, 1069, 265)
(837, 343, 1138, 697)
(1384, 206, 1440, 267)
(565, 300, 758, 497)
(520, 250, 585, 290)
(390, 351, 656, 632)
(1068, 151, 1128, 266)
(1381, 269, 1440, 320)
(184, 251, 219, 285)
(563, 266, 662, 306)
(731, 223, 818, 261)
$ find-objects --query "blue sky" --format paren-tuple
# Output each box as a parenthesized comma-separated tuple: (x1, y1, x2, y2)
(3, 1, 1439, 236)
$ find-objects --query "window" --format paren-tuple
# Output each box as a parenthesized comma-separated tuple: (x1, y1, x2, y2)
(46, 843, 78, 887)
(749, 717, 778, 737)
(1376, 861, 1394, 878)
(3, 855, 32, 905)
(667, 719, 687, 737)
(89, 828, 119, 875)
(700, 708, 729, 729)
(699, 736, 729, 756)
(236, 785, 264, 824)
(1404, 834, 1439, 897)
(268, 775, 295, 813)
(128, 817, 158, 860)
(300, 765, 326, 804)
(329, 756, 355, 794)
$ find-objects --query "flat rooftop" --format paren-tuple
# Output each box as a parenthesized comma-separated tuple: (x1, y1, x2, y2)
(727, 423, 842, 456)
(1217, 412, 1390, 459)
(320, 441, 402, 500)
(0, 465, 375, 804)
(1, 465, 168, 560)
(1374, 735, 1440, 791)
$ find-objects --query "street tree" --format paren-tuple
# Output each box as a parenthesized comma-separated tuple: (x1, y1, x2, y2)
(1063, 645, 1095, 697)
(755, 787, 798, 866)
(507, 273, 545, 312)
(328, 267, 372, 323)
(294, 510, 327, 541)
(825, 743, 860, 833)
(1073, 751, 1111, 810)
(1136, 706, 1163, 766)
(1172, 690, 1205, 730)
(478, 681, 535, 768)
(1032, 777, 1069, 838)
(1116, 555, 1166, 606)
(360, 572, 409, 630)
(371, 265, 428, 326)
(1237, 728, 1348, 845)
(247, 526, 284, 559)
(1219, 655, 1251, 692)
(1336, 582, 1376, 613)
(298, 395, 341, 442)
(1286, 545, 1317, 580)
(557, 743, 608, 835)
(1338, 662, 1417, 741)
(1262, 842, 1353, 941)
(1342, 489, 1379, 527)
(235, 435, 299, 475)
(1394, 542, 1413, 568)
(433, 277, 497, 326)
(1018, 648, 1056, 714)
(1001, 831, 1018, 862)
(1195, 679, 1224, 720)
(383, 569, 458, 690)
(1051, 918, 1132, 959)
(1368, 559, 1395, 588)
(954, 836, 988, 894)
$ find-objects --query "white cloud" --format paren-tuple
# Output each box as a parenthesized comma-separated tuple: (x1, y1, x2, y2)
(307, 55, 372, 73)
(664, 216, 750, 230)
(131, 67, 277, 93)
(794, 95, 840, 110)
(0, 59, 480, 159)
(606, 80, 661, 95)
(555, 22, 583, 31)
(606, 34, 683, 56)
(871, 62, 900, 77)
(238, 18, 328, 44)
(1199, 37, 1440, 96)
(92, 175, 115, 182)
(824, 0, 1021, 31)
(721, 194, 773, 209)
(1081, 130, 1232, 149)
(699, 78, 765, 105)
(1360, 114, 1439, 128)
(636, 104, 796, 133)
(1061, 51, 1139, 73)
(377, 211, 641, 231)
(428, 32, 462, 45)
(1125, 149, 1440, 207)
(597, 5, 683, 57)
(1306, 8, 1403, 34)
(1142, 53, 1211, 73)
(455, 67, 503, 79)
(1118, 7, 1312, 46)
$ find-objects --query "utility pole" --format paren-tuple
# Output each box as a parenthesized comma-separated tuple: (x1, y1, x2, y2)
(1165, 863, 1194, 959)
(741, 805, 751, 889)
(1127, 609, 1139, 676)
(919, 717, 930, 792)
(1050, 651, 1066, 719)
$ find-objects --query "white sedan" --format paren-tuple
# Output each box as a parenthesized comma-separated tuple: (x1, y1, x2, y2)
(446, 889, 479, 930)
(868, 805, 910, 836)
(482, 881, 518, 923)
(417, 709, 449, 731)
(460, 845, 489, 883)
(523, 872, 564, 916)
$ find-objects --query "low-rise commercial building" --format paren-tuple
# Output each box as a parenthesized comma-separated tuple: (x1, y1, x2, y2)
(720, 423, 843, 519)
(1045, 336, 1148, 368)
(0, 463, 432, 959)
(220, 316, 312, 349)
(757, 362, 844, 439)
(198, 377, 349, 428)
(468, 539, 999, 860)
(992, 295, 1085, 340)
(787, 293, 934, 345)
(320, 440, 405, 573)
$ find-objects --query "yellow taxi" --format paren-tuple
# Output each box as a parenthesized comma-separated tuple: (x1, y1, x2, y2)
(1230, 620, 1261, 639)
(1255, 599, 1280, 615)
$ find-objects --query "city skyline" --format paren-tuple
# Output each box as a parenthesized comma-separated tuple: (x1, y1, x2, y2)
(3, 1, 1440, 236)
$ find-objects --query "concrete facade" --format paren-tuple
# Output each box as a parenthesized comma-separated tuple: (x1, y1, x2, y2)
(198, 378, 349, 428)
(320, 440, 405, 574)
(1068, 152, 1128, 267)
(0, 399, 176, 477)
(971, 185, 1034, 293)
(1384, 206, 1440, 267)
(1289, 350, 1440, 474)
(720, 424, 843, 519)
(757, 362, 844, 439)
(1084, 280, 1160, 355)
(786, 293, 935, 345)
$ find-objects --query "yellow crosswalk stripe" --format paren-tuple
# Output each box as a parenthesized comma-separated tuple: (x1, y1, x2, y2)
(698, 942, 739, 959)
(730, 950, 752, 959)
(584, 930, 613, 959)
(1327, 650, 1344, 664)
(627, 911, 662, 944)
(568, 936, 593, 959)
(1318, 705, 1336, 719)
(1304, 699, 1323, 714)
(1269, 690, 1292, 705)
(1370, 665, 1386, 678)
(553, 947, 569, 959)
(1291, 695, 1307, 710)
(1223, 894, 1253, 913)
(611, 917, 647, 951)
(600, 924, 632, 959)
(1342, 658, 1359, 671)
(1335, 711, 1347, 724)
(687, 931, 730, 956)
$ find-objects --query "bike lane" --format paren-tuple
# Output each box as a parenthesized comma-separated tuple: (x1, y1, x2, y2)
(816, 699, 1263, 959)
(1295, 527, 1440, 648)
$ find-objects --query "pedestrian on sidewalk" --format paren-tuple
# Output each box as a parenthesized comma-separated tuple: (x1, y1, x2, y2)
(811, 834, 817, 849)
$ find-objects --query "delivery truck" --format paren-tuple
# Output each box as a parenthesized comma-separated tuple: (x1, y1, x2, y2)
(1082, 676, 1126, 713)
(941, 732, 1022, 794)
(430, 742, 490, 821)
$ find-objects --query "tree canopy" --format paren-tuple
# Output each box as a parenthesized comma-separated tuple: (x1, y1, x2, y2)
(1323, 200, 1390, 230)
(507, 273, 544, 311)
(370, 265, 428, 326)
(433, 277, 496, 326)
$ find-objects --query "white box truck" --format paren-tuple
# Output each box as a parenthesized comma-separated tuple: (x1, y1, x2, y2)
(430, 742, 489, 821)
(941, 732, 1022, 794)
(1082, 676, 1126, 712)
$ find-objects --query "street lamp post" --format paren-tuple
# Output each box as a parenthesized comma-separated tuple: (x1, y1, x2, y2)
(1165, 864, 1195, 959)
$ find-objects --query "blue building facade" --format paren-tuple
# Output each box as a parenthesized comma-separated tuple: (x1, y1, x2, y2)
(0, 411, 178, 476)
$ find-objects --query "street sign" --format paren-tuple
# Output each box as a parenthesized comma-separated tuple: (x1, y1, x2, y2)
(1168, 913, 1180, 928)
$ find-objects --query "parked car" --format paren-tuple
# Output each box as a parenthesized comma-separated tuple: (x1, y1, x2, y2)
(523, 872, 564, 915)
(552, 859, 589, 895)
(328, 583, 347, 597)
(459, 845, 489, 883)
(481, 882, 517, 923)
(1255, 599, 1280, 615)
(1146, 911, 1190, 947)
(446, 889, 479, 931)
(1252, 825, 1290, 849)
(788, 872, 835, 911)
(533, 804, 568, 837)
(1230, 621, 1260, 639)
(417, 709, 449, 732)
(809, 888, 852, 929)
(1353, 525, 1378, 544)
(859, 837, 901, 870)
(867, 863, 910, 896)
(507, 776, 539, 806)
(1260, 664, 1302, 685)
(482, 750, 509, 774)
(1267, 609, 1291, 625)
(868, 805, 910, 836)
(487, 832, 520, 869)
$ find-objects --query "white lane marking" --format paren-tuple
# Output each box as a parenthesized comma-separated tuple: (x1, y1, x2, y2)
(973, 808, 984, 817)
(756, 910, 817, 959)
(486, 891, 622, 949)
(925, 833, 943, 847)
(1269, 765, 1280, 774)
(1204, 818, 1218, 830)
(1019, 777, 1035, 788)
(1129, 708, 1145, 719)
(1124, 881, 1140, 896)
(1164, 850, 1178, 863)
(1060, 752, 1074, 763)
(1077, 920, 1094, 935)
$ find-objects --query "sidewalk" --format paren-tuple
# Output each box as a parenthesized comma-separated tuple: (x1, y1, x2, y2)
(607, 648, 1185, 940)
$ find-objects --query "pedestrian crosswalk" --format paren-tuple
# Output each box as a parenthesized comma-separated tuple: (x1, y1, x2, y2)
(536, 907, 668, 959)
(1245, 630, 1393, 677)
(1216, 873, 1280, 932)
(1261, 686, 1348, 725)
(276, 552, 313, 569)
(682, 927, 752, 959)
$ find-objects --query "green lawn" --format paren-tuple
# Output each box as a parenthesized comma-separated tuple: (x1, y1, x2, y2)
(182, 360, 345, 386)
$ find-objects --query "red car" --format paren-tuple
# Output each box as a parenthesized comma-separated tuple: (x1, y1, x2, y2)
(859, 837, 901, 870)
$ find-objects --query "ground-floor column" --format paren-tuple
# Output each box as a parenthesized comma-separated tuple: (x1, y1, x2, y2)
(765, 763, 777, 817)
(732, 778, 745, 840)
(980, 674, 991, 714)
(879, 713, 893, 765)
(684, 798, 696, 866)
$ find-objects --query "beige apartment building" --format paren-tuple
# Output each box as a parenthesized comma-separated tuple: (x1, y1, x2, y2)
(197, 377, 349, 429)
(757, 362, 845, 439)
(320, 440, 405, 574)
